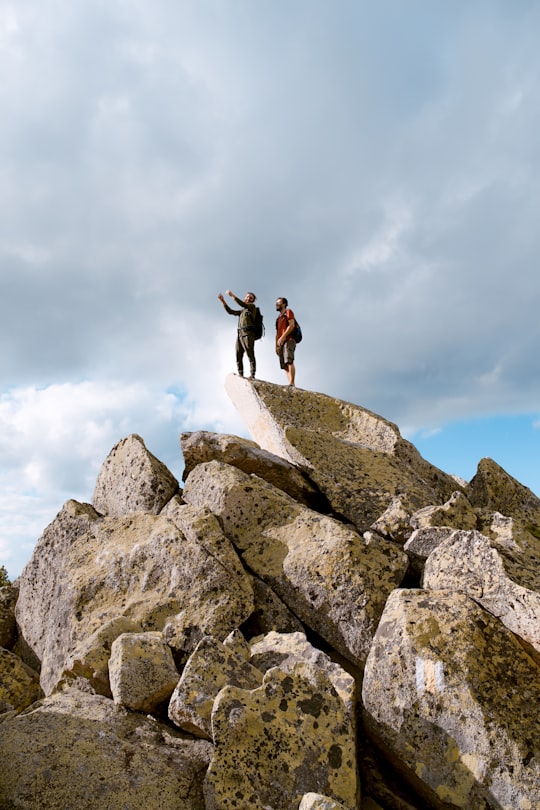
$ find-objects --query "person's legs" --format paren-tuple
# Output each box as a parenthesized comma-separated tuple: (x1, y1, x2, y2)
(282, 340, 296, 385)
(286, 362, 295, 386)
(235, 336, 245, 376)
(244, 334, 256, 378)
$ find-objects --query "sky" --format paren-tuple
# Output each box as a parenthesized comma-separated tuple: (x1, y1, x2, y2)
(2, 0, 540, 580)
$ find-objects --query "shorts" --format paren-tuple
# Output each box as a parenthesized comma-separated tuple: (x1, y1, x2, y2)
(279, 339, 296, 369)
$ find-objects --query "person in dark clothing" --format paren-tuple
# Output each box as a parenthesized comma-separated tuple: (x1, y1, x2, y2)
(218, 289, 258, 379)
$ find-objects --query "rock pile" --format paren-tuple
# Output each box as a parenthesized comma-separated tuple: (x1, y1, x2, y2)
(1, 375, 539, 809)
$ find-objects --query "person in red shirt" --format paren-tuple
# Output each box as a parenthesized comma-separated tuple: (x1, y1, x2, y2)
(275, 297, 296, 386)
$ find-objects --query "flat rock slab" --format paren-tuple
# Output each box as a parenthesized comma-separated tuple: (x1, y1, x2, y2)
(181, 430, 327, 509)
(225, 376, 458, 531)
(423, 529, 540, 660)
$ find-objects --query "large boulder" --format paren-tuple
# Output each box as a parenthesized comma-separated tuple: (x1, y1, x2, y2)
(249, 631, 356, 725)
(92, 433, 179, 516)
(109, 631, 180, 712)
(0, 689, 212, 809)
(205, 664, 359, 810)
(465, 457, 540, 527)
(16, 500, 253, 695)
(183, 460, 408, 669)
(225, 376, 460, 531)
(423, 530, 540, 661)
(362, 589, 540, 810)
(168, 633, 263, 739)
(181, 430, 328, 510)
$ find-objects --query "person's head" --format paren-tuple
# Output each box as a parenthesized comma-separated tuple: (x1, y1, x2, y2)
(276, 296, 288, 312)
(244, 292, 256, 303)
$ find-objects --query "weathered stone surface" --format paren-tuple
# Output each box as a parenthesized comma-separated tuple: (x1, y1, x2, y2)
(12, 386, 540, 810)
(249, 631, 356, 724)
(159, 502, 254, 656)
(92, 433, 178, 516)
(369, 494, 416, 544)
(61, 615, 142, 697)
(410, 491, 478, 532)
(0, 689, 212, 809)
(299, 793, 351, 809)
(0, 584, 18, 649)
(181, 430, 328, 510)
(362, 589, 540, 810)
(474, 510, 540, 594)
(357, 735, 425, 810)
(205, 665, 359, 810)
(16, 501, 253, 695)
(466, 456, 540, 527)
(168, 634, 263, 739)
(403, 527, 457, 576)
(0, 647, 42, 714)
(423, 530, 540, 660)
(225, 376, 459, 531)
(109, 631, 179, 712)
(184, 460, 408, 668)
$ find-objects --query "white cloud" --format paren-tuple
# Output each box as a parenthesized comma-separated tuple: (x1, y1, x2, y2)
(2, 1, 540, 575)
(0, 380, 215, 579)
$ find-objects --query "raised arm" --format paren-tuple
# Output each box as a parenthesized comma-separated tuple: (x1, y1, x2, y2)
(218, 292, 241, 316)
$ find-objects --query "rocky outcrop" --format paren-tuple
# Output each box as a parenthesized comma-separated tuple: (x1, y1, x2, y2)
(224, 375, 461, 529)
(2, 378, 539, 809)
(423, 530, 540, 661)
(182, 459, 408, 669)
(15, 495, 254, 696)
(362, 589, 540, 810)
(181, 430, 329, 510)
(93, 433, 179, 516)
(205, 664, 358, 810)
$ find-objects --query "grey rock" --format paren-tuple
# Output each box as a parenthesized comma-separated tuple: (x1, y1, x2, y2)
(183, 460, 408, 669)
(362, 589, 540, 810)
(93, 433, 178, 516)
(225, 375, 460, 532)
(0, 689, 212, 809)
(109, 631, 179, 712)
(181, 430, 328, 510)
(168, 634, 263, 739)
(16, 501, 253, 695)
(423, 530, 540, 661)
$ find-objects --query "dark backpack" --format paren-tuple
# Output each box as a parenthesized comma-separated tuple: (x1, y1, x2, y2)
(293, 320, 302, 343)
(252, 307, 264, 340)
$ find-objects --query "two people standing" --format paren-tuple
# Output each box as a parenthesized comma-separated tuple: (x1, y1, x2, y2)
(218, 290, 297, 385)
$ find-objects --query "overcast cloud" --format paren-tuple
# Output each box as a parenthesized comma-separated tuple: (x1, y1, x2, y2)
(2, 0, 540, 578)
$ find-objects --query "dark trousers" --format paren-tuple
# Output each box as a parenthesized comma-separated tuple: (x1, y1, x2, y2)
(236, 332, 256, 376)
